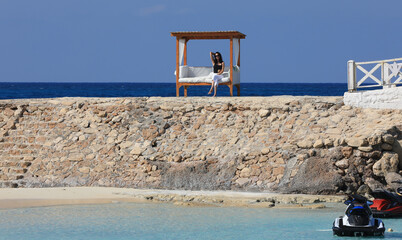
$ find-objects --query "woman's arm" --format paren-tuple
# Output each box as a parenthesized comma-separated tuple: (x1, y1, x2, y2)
(210, 52, 215, 65)
(218, 62, 225, 75)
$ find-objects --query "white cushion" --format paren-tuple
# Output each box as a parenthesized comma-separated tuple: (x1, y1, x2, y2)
(179, 76, 210, 83)
(179, 65, 189, 78)
(179, 76, 230, 83)
(221, 77, 230, 83)
(187, 66, 212, 77)
(175, 66, 237, 84)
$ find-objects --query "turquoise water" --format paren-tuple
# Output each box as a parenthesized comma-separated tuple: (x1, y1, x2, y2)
(0, 203, 401, 240)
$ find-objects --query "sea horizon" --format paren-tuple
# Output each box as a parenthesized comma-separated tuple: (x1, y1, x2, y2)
(0, 82, 349, 100)
(0, 81, 346, 83)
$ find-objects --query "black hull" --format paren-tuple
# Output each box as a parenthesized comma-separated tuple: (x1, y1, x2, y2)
(372, 210, 402, 218)
(332, 225, 385, 237)
(332, 218, 385, 237)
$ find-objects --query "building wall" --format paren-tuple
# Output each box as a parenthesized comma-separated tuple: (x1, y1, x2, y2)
(344, 87, 402, 109)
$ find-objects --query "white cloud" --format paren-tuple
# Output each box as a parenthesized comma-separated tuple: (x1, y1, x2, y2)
(138, 4, 166, 17)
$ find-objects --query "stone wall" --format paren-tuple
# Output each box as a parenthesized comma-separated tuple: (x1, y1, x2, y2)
(1, 97, 401, 195)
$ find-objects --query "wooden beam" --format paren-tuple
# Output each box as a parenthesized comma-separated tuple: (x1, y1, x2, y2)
(179, 82, 231, 86)
(171, 31, 246, 40)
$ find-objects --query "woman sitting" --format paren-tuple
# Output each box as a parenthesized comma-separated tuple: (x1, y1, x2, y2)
(208, 51, 225, 97)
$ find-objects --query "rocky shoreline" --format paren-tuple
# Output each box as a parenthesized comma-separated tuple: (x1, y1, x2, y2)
(0, 187, 344, 209)
(1, 97, 401, 196)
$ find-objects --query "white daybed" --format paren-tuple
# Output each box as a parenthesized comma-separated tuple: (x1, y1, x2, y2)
(176, 66, 239, 84)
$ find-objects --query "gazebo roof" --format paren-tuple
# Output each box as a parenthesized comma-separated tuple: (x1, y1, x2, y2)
(171, 31, 246, 40)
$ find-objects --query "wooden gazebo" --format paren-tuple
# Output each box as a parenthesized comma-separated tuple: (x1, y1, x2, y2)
(171, 31, 246, 97)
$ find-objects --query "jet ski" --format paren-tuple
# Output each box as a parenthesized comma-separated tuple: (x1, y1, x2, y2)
(370, 187, 402, 218)
(333, 194, 385, 237)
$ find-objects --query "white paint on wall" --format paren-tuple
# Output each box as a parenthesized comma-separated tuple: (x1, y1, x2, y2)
(344, 86, 402, 109)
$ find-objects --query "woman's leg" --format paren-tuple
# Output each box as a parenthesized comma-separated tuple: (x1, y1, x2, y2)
(212, 74, 222, 97)
(208, 81, 214, 94)
(213, 81, 218, 97)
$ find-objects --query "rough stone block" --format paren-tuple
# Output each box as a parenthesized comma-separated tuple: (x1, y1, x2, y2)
(297, 140, 313, 149)
(120, 141, 133, 149)
(324, 139, 334, 147)
(313, 139, 324, 148)
(93, 165, 106, 172)
(367, 135, 382, 145)
(346, 137, 367, 147)
(79, 167, 90, 174)
(235, 178, 250, 186)
(373, 152, 399, 177)
(240, 168, 251, 178)
(385, 172, 402, 189)
(258, 109, 270, 118)
(69, 154, 85, 162)
(358, 146, 373, 152)
(3, 108, 14, 117)
(131, 143, 145, 155)
(335, 159, 349, 169)
(381, 143, 393, 151)
(261, 148, 270, 155)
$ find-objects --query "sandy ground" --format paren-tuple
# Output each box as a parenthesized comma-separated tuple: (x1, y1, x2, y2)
(0, 187, 346, 209)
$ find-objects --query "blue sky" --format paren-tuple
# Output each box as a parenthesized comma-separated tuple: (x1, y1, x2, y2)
(0, 0, 401, 83)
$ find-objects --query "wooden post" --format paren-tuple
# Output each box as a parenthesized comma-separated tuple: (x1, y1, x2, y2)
(176, 38, 180, 97)
(237, 38, 240, 66)
(229, 38, 233, 96)
(183, 39, 187, 66)
(236, 85, 240, 96)
(347, 60, 356, 92)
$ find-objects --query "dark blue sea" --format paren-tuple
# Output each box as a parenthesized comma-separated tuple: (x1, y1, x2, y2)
(0, 83, 347, 99)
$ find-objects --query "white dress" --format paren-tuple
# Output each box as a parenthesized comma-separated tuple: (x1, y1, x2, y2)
(212, 73, 223, 85)
(211, 64, 223, 86)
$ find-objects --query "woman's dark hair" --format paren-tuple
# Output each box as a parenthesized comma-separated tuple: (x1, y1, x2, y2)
(214, 52, 223, 64)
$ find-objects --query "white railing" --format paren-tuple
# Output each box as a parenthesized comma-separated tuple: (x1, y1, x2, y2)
(347, 57, 402, 92)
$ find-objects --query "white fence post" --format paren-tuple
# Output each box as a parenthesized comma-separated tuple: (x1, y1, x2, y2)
(348, 60, 356, 92)
(383, 62, 392, 89)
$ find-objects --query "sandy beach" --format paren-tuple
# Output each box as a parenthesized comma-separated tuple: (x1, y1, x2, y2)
(0, 187, 346, 209)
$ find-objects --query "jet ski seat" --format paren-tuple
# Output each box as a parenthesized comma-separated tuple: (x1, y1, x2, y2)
(347, 206, 370, 225)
